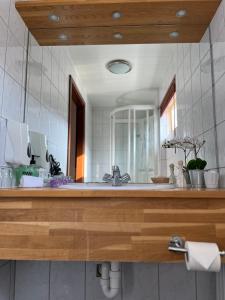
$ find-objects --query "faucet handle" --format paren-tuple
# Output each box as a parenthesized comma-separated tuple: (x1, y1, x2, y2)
(103, 173, 113, 183)
(121, 173, 131, 183)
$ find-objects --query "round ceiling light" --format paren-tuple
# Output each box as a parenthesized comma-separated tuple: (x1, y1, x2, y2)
(112, 11, 123, 19)
(106, 59, 132, 74)
(113, 32, 123, 39)
(169, 31, 179, 38)
(176, 9, 187, 17)
(48, 14, 60, 22)
(58, 33, 68, 41)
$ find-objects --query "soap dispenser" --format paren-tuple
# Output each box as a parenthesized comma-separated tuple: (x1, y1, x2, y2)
(29, 155, 40, 177)
(177, 160, 186, 188)
(169, 163, 176, 184)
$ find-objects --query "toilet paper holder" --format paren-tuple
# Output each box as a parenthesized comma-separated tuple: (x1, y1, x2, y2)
(168, 236, 225, 256)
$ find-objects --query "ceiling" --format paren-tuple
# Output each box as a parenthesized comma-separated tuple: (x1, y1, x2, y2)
(69, 44, 176, 107)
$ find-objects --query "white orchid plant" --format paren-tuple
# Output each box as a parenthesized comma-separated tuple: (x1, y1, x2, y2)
(162, 137, 206, 167)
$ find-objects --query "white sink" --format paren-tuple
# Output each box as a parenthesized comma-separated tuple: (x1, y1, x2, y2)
(59, 183, 175, 190)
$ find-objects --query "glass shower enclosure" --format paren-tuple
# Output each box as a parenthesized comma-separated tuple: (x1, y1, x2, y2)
(110, 105, 159, 183)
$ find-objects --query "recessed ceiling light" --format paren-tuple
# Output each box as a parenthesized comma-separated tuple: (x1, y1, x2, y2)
(169, 31, 179, 38)
(58, 33, 68, 41)
(113, 32, 123, 39)
(176, 9, 187, 17)
(106, 59, 132, 74)
(112, 11, 123, 19)
(48, 14, 60, 22)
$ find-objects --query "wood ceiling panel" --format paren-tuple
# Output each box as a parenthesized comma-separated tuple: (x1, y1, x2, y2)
(15, 0, 220, 44)
(16, 1, 219, 28)
(30, 24, 207, 45)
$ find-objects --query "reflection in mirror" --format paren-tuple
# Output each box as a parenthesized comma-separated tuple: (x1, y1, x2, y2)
(22, 37, 212, 184)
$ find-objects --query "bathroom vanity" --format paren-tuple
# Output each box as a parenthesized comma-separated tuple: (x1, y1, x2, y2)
(0, 186, 225, 262)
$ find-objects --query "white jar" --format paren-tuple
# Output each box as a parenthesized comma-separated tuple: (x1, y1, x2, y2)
(204, 170, 219, 189)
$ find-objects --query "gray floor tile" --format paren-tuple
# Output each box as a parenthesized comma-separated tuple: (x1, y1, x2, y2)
(122, 262, 159, 300)
(86, 262, 122, 300)
(50, 261, 85, 300)
(196, 271, 216, 300)
(0, 262, 11, 300)
(159, 263, 196, 300)
(15, 261, 50, 300)
(0, 261, 9, 268)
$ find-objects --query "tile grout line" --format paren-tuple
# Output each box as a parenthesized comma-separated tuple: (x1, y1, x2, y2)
(84, 262, 87, 300)
(23, 31, 30, 123)
(195, 272, 198, 300)
(209, 26, 220, 170)
(48, 261, 51, 300)
(157, 264, 161, 300)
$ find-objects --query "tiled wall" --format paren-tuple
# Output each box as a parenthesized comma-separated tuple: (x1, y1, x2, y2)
(0, 261, 215, 300)
(0, 0, 91, 176)
(92, 107, 111, 182)
(161, 0, 225, 186)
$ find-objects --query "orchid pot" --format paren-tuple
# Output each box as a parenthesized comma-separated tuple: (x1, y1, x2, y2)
(187, 158, 207, 188)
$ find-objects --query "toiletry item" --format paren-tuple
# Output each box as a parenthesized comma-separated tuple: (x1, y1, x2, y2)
(0, 167, 13, 188)
(5, 119, 30, 166)
(14, 166, 39, 186)
(30, 155, 40, 165)
(20, 175, 44, 188)
(204, 170, 219, 189)
(169, 163, 176, 184)
(47, 176, 73, 188)
(29, 131, 49, 169)
(151, 177, 169, 184)
(184, 241, 221, 272)
(177, 161, 186, 188)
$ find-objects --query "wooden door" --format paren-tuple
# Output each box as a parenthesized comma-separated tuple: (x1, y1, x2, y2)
(67, 76, 85, 182)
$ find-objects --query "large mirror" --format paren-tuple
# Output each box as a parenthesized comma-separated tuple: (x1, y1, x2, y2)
(18, 30, 212, 184)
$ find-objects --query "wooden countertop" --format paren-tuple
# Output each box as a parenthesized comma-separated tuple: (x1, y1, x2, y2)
(1, 186, 225, 262)
(1, 187, 225, 198)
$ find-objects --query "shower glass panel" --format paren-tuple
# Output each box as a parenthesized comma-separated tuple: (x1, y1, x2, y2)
(110, 105, 158, 183)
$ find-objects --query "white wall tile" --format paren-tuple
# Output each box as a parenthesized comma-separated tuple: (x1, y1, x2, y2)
(200, 29, 210, 60)
(217, 121, 225, 168)
(0, 117, 7, 166)
(202, 88, 214, 132)
(191, 43, 200, 74)
(210, 1, 225, 43)
(27, 56, 42, 101)
(212, 26, 225, 83)
(192, 66, 202, 104)
(192, 99, 203, 137)
(215, 72, 225, 125)
(183, 48, 191, 83)
(203, 128, 217, 169)
(0, 17, 7, 69)
(200, 50, 212, 97)
(0, 0, 10, 25)
(0, 66, 4, 111)
(184, 79, 193, 112)
(8, 0, 27, 47)
(26, 93, 41, 132)
(2, 72, 23, 122)
(5, 30, 24, 86)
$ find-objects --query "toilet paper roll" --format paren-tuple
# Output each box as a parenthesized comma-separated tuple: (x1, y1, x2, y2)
(185, 241, 221, 272)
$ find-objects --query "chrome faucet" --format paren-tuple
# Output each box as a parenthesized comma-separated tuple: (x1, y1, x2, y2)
(103, 165, 131, 186)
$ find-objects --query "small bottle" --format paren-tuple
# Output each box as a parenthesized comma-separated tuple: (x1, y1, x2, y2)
(169, 163, 176, 184)
(177, 160, 186, 188)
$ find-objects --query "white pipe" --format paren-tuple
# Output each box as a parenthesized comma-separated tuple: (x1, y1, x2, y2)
(100, 262, 121, 299)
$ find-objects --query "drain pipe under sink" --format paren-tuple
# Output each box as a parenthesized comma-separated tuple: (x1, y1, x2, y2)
(99, 262, 121, 299)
